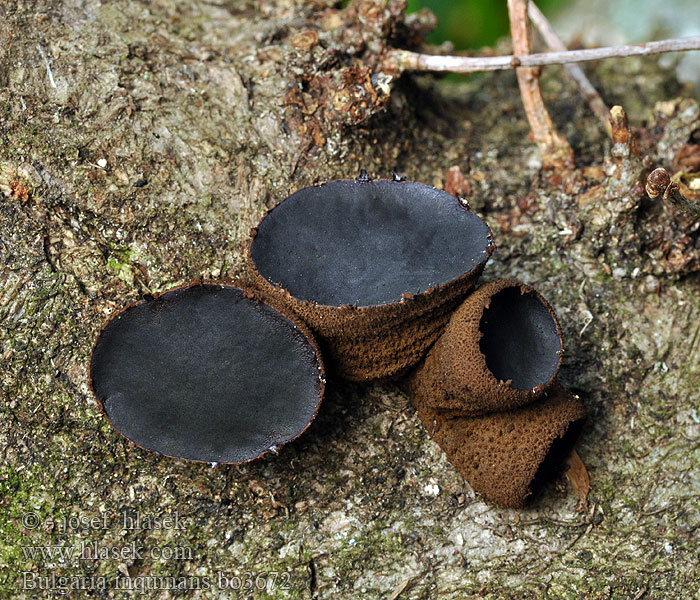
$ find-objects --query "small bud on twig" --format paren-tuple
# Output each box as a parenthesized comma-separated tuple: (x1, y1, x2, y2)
(645, 168, 671, 199)
(646, 167, 700, 218)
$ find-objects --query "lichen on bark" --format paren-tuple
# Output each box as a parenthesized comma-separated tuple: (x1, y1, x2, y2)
(1, 1, 700, 599)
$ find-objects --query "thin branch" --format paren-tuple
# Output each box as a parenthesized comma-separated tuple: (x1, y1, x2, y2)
(507, 0, 573, 169)
(527, 1, 612, 137)
(387, 36, 700, 74)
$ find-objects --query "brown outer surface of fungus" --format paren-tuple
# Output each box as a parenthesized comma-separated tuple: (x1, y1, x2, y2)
(247, 180, 494, 382)
(413, 382, 586, 508)
(88, 280, 326, 465)
(407, 279, 563, 415)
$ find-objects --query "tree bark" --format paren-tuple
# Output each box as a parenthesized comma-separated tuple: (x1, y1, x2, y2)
(1, 1, 699, 598)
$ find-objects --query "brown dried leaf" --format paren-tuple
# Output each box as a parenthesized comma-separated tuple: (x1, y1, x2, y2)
(445, 165, 471, 199)
(565, 449, 590, 508)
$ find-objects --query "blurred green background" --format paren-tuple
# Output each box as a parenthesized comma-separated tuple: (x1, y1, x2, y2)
(406, 0, 569, 49)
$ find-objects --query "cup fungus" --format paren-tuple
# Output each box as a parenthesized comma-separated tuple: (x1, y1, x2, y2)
(413, 383, 586, 508)
(89, 283, 324, 464)
(249, 175, 494, 381)
(87, 179, 585, 509)
(408, 279, 563, 416)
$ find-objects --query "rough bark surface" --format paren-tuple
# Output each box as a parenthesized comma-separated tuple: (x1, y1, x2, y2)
(1, 1, 699, 599)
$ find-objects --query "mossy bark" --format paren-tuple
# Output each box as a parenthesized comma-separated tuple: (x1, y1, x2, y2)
(1, 1, 699, 599)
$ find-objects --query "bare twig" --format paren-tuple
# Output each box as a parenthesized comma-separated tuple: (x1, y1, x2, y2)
(386, 36, 700, 74)
(383, 15, 700, 173)
(646, 167, 700, 218)
(527, 1, 611, 137)
(507, 0, 573, 169)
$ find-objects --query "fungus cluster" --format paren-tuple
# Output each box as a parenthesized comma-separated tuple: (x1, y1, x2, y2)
(90, 174, 585, 508)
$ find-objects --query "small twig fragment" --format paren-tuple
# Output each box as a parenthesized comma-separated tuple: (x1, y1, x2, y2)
(507, 0, 574, 169)
(388, 578, 412, 600)
(610, 106, 631, 161)
(37, 45, 57, 89)
(646, 167, 700, 218)
(527, 1, 611, 137)
(606, 106, 644, 198)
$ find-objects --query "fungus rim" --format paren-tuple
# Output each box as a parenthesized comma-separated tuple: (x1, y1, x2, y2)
(408, 279, 565, 417)
(478, 283, 564, 393)
(248, 177, 495, 311)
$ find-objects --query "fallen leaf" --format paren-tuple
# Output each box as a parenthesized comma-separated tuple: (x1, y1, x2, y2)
(565, 449, 589, 509)
(445, 165, 471, 199)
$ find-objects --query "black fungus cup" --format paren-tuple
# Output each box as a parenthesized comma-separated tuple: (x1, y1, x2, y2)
(89, 282, 325, 464)
(248, 177, 494, 381)
(408, 279, 563, 416)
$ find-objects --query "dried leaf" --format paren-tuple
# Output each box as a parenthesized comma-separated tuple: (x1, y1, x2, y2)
(445, 165, 471, 199)
(565, 449, 589, 508)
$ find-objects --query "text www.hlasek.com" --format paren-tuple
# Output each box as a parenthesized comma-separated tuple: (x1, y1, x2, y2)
(22, 541, 193, 563)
